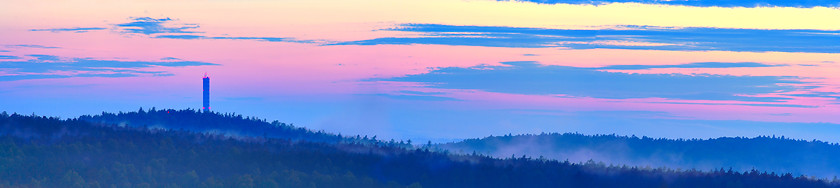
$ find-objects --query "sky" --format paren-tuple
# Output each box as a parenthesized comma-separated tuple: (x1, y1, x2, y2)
(0, 0, 839, 143)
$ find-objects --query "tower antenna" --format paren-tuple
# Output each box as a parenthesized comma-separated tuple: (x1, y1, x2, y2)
(203, 73, 210, 112)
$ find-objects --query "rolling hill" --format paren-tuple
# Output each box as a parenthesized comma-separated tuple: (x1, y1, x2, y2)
(0, 109, 837, 187)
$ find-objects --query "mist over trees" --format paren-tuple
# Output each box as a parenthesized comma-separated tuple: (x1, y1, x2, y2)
(436, 132, 840, 178)
(0, 109, 838, 187)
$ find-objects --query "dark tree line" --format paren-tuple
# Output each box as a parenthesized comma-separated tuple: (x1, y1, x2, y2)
(78, 108, 412, 148)
(0, 110, 838, 188)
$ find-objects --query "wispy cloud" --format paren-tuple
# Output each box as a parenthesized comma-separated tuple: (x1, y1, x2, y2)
(650, 102, 817, 108)
(597, 62, 786, 70)
(0, 74, 73, 82)
(154, 35, 314, 43)
(152, 35, 204, 39)
(30, 27, 106, 33)
(115, 17, 200, 35)
(784, 92, 840, 101)
(5, 44, 60, 49)
(370, 61, 806, 102)
(503, 0, 840, 8)
(361, 94, 460, 101)
(0, 55, 20, 59)
(0, 54, 217, 81)
(335, 24, 840, 53)
(30, 17, 313, 44)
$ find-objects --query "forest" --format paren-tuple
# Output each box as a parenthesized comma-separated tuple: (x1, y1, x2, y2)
(0, 109, 838, 188)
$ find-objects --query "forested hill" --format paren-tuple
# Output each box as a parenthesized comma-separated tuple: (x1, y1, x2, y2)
(437, 133, 840, 178)
(1, 111, 839, 187)
(78, 108, 410, 147)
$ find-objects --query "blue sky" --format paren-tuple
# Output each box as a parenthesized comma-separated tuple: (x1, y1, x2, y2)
(1, 0, 839, 143)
